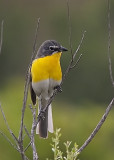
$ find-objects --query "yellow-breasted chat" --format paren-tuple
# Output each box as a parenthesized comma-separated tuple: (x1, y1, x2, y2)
(30, 40, 68, 138)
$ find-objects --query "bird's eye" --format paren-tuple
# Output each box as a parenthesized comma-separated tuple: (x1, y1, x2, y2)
(49, 46, 54, 50)
(49, 46, 59, 51)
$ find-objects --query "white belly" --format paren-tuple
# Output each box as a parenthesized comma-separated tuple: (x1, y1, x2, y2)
(32, 79, 61, 100)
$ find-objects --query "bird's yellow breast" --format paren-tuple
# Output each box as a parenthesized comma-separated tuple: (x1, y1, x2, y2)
(31, 52, 62, 82)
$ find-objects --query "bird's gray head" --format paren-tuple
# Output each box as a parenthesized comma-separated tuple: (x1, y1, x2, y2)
(36, 40, 68, 58)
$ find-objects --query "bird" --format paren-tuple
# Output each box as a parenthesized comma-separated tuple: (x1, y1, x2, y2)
(30, 40, 68, 138)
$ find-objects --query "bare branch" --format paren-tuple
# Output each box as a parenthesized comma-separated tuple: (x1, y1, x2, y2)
(73, 31, 86, 60)
(0, 130, 19, 151)
(23, 125, 32, 152)
(107, 0, 114, 87)
(0, 104, 18, 144)
(24, 125, 31, 140)
(63, 31, 86, 82)
(70, 54, 82, 69)
(78, 98, 114, 153)
(19, 147, 27, 160)
(18, 17, 40, 143)
(24, 142, 31, 152)
(24, 156, 30, 160)
(0, 104, 30, 159)
(0, 20, 4, 54)
(67, 0, 73, 56)
(24, 107, 38, 154)
(30, 108, 38, 160)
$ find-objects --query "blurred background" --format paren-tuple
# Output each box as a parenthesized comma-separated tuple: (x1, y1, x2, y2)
(0, 0, 114, 159)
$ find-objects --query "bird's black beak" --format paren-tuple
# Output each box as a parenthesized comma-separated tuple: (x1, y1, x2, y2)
(60, 46, 68, 52)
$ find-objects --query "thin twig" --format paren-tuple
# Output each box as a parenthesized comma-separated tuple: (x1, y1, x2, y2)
(24, 141, 31, 152)
(73, 31, 86, 60)
(0, 20, 4, 54)
(24, 125, 31, 140)
(24, 105, 38, 156)
(31, 108, 38, 160)
(0, 104, 18, 144)
(78, 98, 114, 153)
(63, 31, 86, 82)
(70, 54, 82, 69)
(0, 104, 28, 159)
(23, 125, 32, 152)
(107, 0, 114, 87)
(0, 130, 19, 151)
(25, 156, 30, 160)
(67, 0, 73, 56)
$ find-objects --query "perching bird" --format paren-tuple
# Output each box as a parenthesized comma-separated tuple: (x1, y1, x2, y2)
(30, 40, 68, 138)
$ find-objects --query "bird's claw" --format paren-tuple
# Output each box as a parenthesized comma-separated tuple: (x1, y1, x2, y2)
(54, 85, 62, 93)
(39, 110, 45, 120)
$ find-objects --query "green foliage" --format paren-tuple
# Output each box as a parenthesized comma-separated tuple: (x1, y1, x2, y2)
(51, 128, 63, 160)
(64, 141, 79, 160)
(47, 128, 79, 160)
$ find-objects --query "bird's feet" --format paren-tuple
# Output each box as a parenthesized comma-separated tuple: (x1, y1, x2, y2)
(54, 85, 62, 93)
(39, 109, 45, 120)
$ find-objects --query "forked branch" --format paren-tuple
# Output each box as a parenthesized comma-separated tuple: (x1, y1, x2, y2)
(18, 17, 40, 144)
(0, 104, 19, 147)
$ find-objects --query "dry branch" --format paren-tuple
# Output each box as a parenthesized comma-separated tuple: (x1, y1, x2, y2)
(18, 18, 40, 159)
(24, 125, 31, 140)
(62, 31, 86, 82)
(30, 106, 38, 160)
(78, 98, 114, 153)
(0, 103, 19, 146)
(0, 130, 18, 151)
(0, 105, 29, 160)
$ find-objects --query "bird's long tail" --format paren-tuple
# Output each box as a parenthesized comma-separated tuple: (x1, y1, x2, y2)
(36, 99, 53, 138)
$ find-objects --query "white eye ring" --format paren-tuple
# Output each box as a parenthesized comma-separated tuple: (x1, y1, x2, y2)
(49, 46, 59, 50)
(49, 46, 54, 50)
